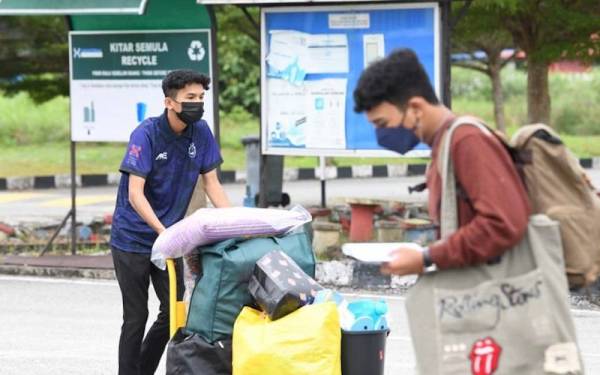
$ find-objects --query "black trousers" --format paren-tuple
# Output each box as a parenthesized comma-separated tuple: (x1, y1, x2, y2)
(112, 247, 183, 375)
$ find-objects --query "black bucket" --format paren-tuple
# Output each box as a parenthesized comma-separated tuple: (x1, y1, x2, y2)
(341, 329, 389, 375)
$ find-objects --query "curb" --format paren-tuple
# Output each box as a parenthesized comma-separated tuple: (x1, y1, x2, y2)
(0, 265, 116, 280)
(0, 258, 416, 291)
(2, 157, 599, 191)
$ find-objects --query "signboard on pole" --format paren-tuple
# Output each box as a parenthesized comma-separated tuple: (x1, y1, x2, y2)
(69, 29, 214, 142)
(261, 3, 440, 157)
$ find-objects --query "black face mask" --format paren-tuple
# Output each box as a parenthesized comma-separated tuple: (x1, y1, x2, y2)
(175, 101, 204, 125)
(375, 127, 420, 155)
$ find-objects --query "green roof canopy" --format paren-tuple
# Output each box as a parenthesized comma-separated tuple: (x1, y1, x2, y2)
(70, 0, 211, 31)
(196, 0, 422, 4)
(0, 0, 147, 15)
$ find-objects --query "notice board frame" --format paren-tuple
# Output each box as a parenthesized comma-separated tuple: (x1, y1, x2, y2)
(260, 2, 440, 158)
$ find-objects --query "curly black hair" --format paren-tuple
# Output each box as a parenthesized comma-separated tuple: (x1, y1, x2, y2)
(162, 69, 211, 98)
(353, 49, 438, 113)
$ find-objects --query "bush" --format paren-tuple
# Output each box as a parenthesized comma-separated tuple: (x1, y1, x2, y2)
(500, 66, 527, 99)
(451, 66, 529, 129)
(451, 67, 491, 100)
(550, 72, 600, 135)
(0, 92, 69, 146)
(218, 105, 259, 151)
(452, 65, 600, 134)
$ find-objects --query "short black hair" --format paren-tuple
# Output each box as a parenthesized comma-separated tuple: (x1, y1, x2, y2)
(353, 49, 439, 112)
(162, 69, 211, 98)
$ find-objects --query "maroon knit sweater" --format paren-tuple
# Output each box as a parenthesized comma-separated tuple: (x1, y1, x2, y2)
(426, 117, 531, 269)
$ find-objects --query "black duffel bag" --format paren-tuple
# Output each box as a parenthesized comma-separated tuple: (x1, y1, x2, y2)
(166, 328, 232, 375)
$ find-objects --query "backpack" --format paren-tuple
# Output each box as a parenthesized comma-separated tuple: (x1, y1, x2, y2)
(441, 116, 600, 289)
(511, 124, 600, 288)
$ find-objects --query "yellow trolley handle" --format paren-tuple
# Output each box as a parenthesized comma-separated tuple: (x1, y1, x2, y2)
(166, 258, 187, 338)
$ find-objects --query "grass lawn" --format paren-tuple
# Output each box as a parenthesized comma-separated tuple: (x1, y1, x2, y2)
(0, 143, 123, 177)
(0, 105, 428, 177)
(0, 142, 429, 177)
(0, 111, 598, 177)
(2, 135, 598, 177)
(1, 67, 599, 177)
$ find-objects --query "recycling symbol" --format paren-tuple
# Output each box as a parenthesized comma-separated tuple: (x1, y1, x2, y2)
(188, 40, 206, 61)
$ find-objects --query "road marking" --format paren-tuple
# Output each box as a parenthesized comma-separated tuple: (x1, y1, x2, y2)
(40, 194, 115, 207)
(0, 192, 50, 204)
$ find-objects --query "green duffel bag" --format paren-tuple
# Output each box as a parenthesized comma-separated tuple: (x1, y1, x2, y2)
(185, 229, 316, 343)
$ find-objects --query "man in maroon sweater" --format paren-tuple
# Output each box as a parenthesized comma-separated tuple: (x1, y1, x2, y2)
(353, 49, 530, 274)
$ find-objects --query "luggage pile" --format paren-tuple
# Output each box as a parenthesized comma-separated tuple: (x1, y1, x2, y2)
(162, 206, 390, 375)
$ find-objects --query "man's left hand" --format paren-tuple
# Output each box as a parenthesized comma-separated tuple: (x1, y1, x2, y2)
(380, 248, 424, 276)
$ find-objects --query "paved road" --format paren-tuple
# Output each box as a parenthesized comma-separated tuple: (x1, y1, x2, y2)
(1, 275, 599, 374)
(0, 176, 430, 226)
(1, 170, 600, 226)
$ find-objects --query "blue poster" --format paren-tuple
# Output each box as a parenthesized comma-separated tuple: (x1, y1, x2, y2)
(261, 4, 439, 157)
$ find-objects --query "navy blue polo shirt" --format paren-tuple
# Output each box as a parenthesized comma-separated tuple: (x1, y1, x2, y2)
(110, 110, 222, 253)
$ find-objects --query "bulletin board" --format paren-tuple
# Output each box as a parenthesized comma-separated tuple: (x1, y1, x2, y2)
(260, 3, 440, 157)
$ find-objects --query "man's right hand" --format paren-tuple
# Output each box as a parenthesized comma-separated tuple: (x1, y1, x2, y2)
(128, 174, 166, 235)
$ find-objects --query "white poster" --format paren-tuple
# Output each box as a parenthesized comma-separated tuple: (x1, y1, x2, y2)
(266, 78, 346, 149)
(363, 34, 385, 67)
(69, 30, 214, 142)
(70, 80, 214, 142)
(266, 30, 348, 84)
(304, 79, 346, 148)
(266, 79, 308, 148)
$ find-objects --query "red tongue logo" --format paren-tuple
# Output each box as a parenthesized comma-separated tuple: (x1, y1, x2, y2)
(469, 337, 502, 375)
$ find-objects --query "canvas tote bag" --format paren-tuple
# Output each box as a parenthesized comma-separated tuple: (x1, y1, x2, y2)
(405, 118, 583, 375)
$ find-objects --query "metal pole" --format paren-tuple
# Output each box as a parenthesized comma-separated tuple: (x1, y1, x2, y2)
(440, 0, 452, 108)
(254, 5, 268, 208)
(70, 141, 77, 255)
(65, 15, 78, 255)
(258, 155, 268, 208)
(207, 6, 221, 166)
(40, 209, 73, 257)
(319, 156, 326, 208)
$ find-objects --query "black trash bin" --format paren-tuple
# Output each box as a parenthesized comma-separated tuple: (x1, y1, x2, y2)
(241, 136, 290, 207)
(341, 329, 389, 375)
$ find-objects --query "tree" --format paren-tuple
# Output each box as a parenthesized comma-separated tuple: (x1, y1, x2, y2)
(214, 5, 260, 116)
(452, 3, 516, 133)
(0, 16, 69, 102)
(478, 0, 600, 125)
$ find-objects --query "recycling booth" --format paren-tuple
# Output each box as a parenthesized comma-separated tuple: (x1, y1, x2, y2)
(0, 0, 219, 254)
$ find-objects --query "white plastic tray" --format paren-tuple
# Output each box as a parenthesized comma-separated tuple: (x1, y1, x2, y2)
(342, 242, 423, 264)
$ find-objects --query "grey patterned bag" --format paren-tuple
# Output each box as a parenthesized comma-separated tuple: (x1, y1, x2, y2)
(405, 118, 583, 375)
(249, 250, 323, 320)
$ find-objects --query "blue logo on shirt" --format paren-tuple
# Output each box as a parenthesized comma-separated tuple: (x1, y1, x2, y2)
(188, 143, 196, 159)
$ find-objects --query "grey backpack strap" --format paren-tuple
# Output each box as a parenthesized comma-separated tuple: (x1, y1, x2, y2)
(440, 116, 492, 239)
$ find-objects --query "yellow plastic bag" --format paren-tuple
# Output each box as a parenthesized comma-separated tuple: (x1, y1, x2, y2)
(232, 302, 341, 375)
